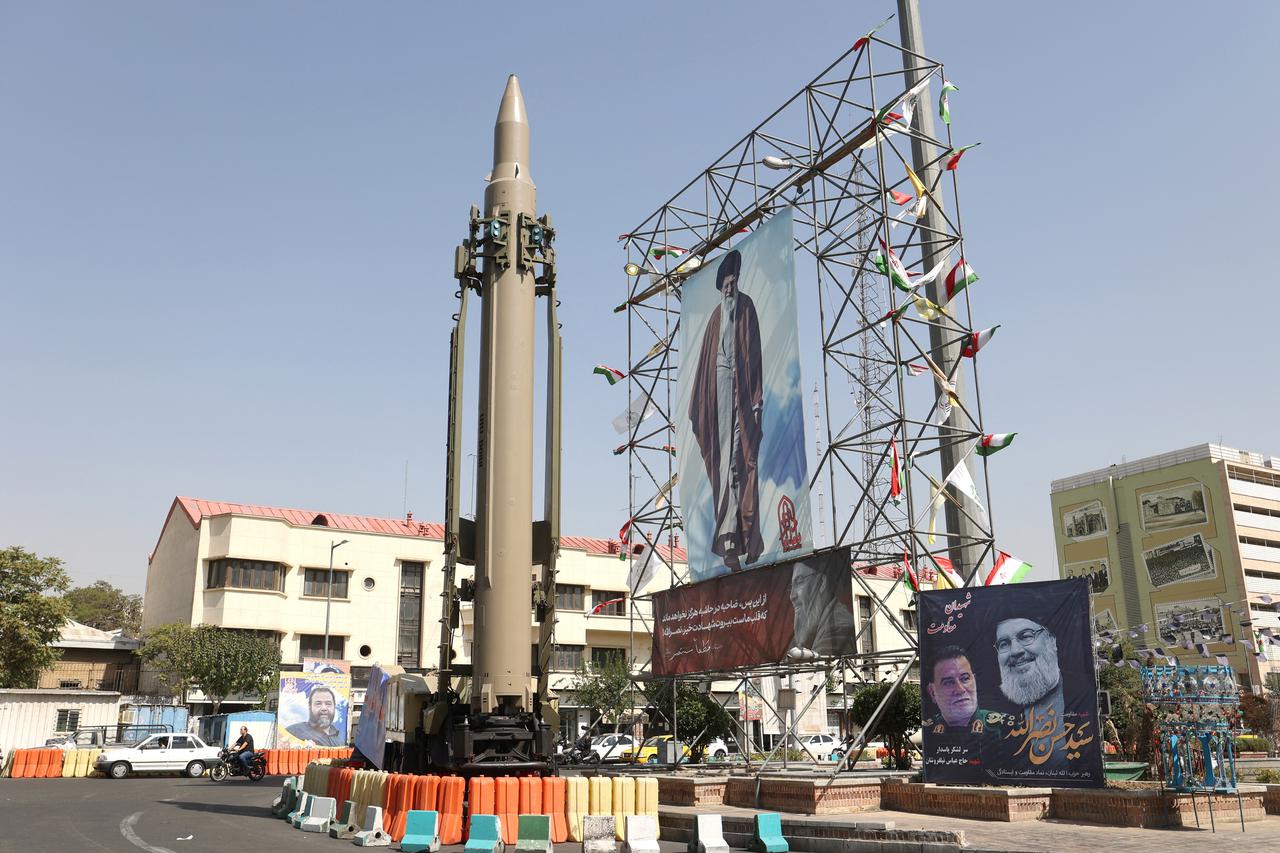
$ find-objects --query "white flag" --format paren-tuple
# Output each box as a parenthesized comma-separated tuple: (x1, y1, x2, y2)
(943, 455, 989, 529)
(613, 393, 657, 434)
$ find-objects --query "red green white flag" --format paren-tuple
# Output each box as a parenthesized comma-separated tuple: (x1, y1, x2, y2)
(975, 433, 1016, 457)
(902, 553, 920, 593)
(984, 551, 1033, 586)
(589, 596, 626, 616)
(593, 364, 626, 385)
(649, 245, 685, 259)
(854, 13, 895, 51)
(945, 143, 981, 170)
(938, 79, 958, 124)
(961, 325, 998, 357)
(888, 189, 912, 206)
(943, 258, 979, 305)
(890, 439, 904, 504)
(874, 241, 912, 292)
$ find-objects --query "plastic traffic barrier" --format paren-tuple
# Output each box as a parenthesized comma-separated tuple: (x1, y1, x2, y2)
(495, 776, 519, 844)
(542, 776, 568, 843)
(401, 809, 441, 853)
(565, 777, 588, 842)
(463, 814, 503, 853)
(353, 805, 391, 847)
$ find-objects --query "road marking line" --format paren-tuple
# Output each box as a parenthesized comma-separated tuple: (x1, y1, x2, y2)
(120, 812, 176, 853)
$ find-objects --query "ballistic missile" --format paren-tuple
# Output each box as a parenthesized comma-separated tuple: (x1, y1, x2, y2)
(472, 75, 537, 714)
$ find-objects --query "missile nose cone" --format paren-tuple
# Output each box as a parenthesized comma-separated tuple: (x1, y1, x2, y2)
(492, 75, 532, 183)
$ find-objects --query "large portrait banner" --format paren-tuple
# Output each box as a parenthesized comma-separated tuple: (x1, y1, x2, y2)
(354, 665, 391, 768)
(651, 547, 855, 676)
(674, 207, 812, 582)
(277, 671, 351, 748)
(919, 577, 1104, 788)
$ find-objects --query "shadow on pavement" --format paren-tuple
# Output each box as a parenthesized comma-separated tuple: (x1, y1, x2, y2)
(167, 801, 276, 819)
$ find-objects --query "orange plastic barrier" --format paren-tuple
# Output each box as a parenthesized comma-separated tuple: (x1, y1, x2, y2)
(543, 776, 568, 843)
(391, 774, 413, 841)
(519, 776, 542, 815)
(12, 749, 29, 779)
(495, 776, 519, 844)
(33, 749, 50, 778)
(438, 775, 465, 845)
(326, 764, 342, 801)
(50, 749, 67, 778)
(415, 774, 440, 813)
(466, 775, 495, 841)
(289, 749, 302, 776)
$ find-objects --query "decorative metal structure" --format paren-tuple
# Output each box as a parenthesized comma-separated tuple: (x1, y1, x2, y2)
(1142, 664, 1242, 793)
(616, 24, 999, 767)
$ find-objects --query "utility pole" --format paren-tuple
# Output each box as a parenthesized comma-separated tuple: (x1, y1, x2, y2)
(897, 0, 983, 579)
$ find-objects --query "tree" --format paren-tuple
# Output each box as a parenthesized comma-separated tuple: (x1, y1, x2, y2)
(1240, 691, 1276, 754)
(568, 656, 637, 735)
(647, 680, 736, 761)
(140, 623, 281, 712)
(63, 580, 143, 636)
(1098, 642, 1154, 762)
(0, 546, 71, 688)
(848, 681, 922, 769)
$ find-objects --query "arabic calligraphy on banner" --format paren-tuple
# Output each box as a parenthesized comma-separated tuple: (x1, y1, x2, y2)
(652, 547, 855, 676)
(917, 577, 1105, 788)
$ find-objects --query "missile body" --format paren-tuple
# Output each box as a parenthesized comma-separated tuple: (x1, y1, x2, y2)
(472, 76, 536, 713)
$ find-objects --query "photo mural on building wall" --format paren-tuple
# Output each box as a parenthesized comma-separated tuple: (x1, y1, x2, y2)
(918, 578, 1104, 788)
(1143, 533, 1217, 589)
(276, 671, 351, 748)
(1091, 608, 1118, 635)
(1064, 558, 1109, 594)
(1062, 500, 1108, 541)
(1138, 482, 1208, 533)
(1155, 598, 1228, 646)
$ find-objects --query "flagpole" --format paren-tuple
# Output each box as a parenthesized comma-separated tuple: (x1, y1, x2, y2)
(896, 0, 984, 581)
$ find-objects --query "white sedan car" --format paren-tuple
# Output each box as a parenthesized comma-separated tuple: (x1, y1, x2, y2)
(95, 733, 222, 779)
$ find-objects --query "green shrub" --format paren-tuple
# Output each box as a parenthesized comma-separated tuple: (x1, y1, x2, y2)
(1253, 768, 1280, 783)
(1234, 735, 1270, 753)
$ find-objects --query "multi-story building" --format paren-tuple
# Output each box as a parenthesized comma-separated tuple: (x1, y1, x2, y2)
(1050, 444, 1280, 690)
(142, 496, 682, 728)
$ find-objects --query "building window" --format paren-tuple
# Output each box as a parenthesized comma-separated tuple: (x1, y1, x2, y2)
(303, 568, 350, 599)
(55, 709, 80, 733)
(590, 590, 626, 617)
(299, 634, 345, 660)
(551, 644, 584, 671)
(1240, 534, 1280, 549)
(1229, 466, 1280, 488)
(398, 561, 424, 667)
(555, 584, 584, 610)
(857, 596, 876, 654)
(206, 558, 285, 592)
(59, 679, 82, 690)
(1234, 503, 1280, 520)
(900, 609, 919, 635)
(590, 647, 626, 668)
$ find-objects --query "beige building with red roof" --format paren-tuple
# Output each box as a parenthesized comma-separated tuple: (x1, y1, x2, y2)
(143, 496, 683, 735)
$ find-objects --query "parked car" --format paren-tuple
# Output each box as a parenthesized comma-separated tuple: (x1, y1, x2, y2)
(94, 733, 222, 779)
(46, 724, 173, 750)
(587, 733, 636, 762)
(796, 733, 841, 759)
(632, 735, 691, 765)
(702, 738, 733, 760)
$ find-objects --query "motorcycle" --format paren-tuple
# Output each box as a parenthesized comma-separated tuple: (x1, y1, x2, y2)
(209, 748, 267, 782)
(551, 739, 599, 766)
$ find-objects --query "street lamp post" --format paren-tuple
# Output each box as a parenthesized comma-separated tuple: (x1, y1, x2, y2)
(324, 539, 349, 659)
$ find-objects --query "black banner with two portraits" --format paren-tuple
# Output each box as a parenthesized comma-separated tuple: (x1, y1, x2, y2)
(918, 577, 1104, 788)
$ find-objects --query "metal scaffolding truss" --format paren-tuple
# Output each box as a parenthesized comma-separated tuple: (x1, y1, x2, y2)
(615, 27, 999, 764)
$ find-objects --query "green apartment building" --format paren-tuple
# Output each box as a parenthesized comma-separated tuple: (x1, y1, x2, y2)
(1050, 444, 1280, 691)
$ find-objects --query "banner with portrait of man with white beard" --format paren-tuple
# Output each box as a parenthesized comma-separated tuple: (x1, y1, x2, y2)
(917, 577, 1104, 788)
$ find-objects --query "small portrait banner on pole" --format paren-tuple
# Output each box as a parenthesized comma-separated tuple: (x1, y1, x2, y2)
(276, 670, 351, 748)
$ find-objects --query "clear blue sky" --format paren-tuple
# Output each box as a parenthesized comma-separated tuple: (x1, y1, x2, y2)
(3, 3, 1277, 593)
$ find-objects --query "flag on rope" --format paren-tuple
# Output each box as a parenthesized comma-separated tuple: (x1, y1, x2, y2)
(904, 362, 929, 376)
(939, 79, 958, 124)
(649, 245, 685, 259)
(905, 164, 928, 218)
(1196, 643, 1210, 658)
(902, 552, 920, 593)
(612, 393, 657, 434)
(943, 257, 979, 305)
(975, 433, 1017, 457)
(853, 12, 894, 51)
(1215, 654, 1231, 666)
(889, 189, 913, 206)
(881, 301, 912, 325)
(874, 242, 913, 293)
(913, 293, 948, 321)
(961, 325, 999, 358)
(613, 443, 630, 456)
(932, 555, 964, 589)
(593, 364, 626, 385)
(876, 74, 933, 127)
(654, 474, 678, 509)
(985, 551, 1033, 585)
(589, 596, 626, 616)
(945, 142, 982, 170)
(661, 444, 677, 456)
(944, 456, 989, 528)
(890, 439, 904, 505)
(912, 256, 951, 291)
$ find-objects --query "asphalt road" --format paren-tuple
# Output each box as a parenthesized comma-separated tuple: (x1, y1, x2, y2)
(0, 776, 688, 853)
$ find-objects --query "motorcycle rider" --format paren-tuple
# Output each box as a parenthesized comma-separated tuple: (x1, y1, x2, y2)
(231, 725, 255, 775)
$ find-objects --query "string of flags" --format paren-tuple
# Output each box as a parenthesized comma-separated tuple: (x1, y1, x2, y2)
(974, 433, 1016, 457)
(938, 79, 958, 124)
